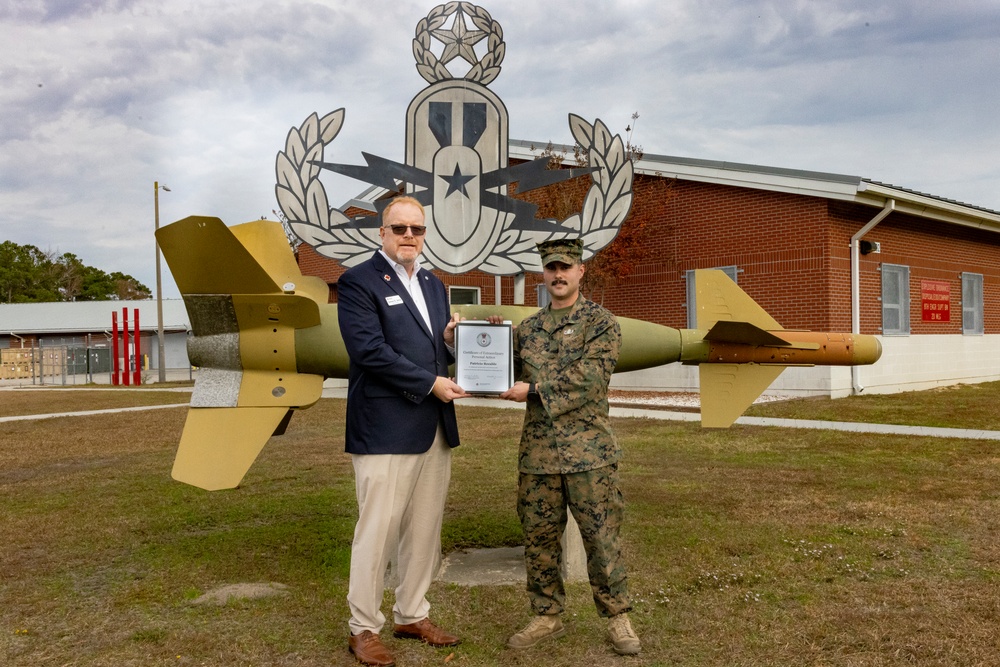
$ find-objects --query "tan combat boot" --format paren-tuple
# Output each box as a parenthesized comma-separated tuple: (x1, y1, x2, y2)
(607, 612, 641, 655)
(507, 614, 566, 649)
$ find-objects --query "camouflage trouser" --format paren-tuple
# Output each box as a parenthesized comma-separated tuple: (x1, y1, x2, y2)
(517, 464, 631, 617)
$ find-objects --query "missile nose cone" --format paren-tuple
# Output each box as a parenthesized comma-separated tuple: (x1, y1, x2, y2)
(854, 334, 882, 364)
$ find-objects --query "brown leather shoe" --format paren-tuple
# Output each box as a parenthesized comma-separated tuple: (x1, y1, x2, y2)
(348, 631, 395, 667)
(393, 618, 461, 647)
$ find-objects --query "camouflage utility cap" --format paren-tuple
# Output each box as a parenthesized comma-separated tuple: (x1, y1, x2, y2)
(537, 238, 583, 266)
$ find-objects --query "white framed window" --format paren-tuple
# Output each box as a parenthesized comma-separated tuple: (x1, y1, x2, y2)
(449, 286, 480, 305)
(881, 264, 910, 335)
(962, 272, 984, 335)
(685, 266, 739, 328)
(536, 283, 551, 308)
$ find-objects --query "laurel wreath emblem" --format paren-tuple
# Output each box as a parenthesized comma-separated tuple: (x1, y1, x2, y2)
(275, 2, 632, 275)
(413, 2, 505, 84)
(274, 110, 380, 267)
(276, 111, 633, 274)
(572, 115, 635, 259)
(481, 115, 634, 273)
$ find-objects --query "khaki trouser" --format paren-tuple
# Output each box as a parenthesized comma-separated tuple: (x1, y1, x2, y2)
(347, 426, 451, 635)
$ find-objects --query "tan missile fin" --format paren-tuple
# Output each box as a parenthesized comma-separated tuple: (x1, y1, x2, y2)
(699, 363, 784, 428)
(156, 216, 282, 296)
(695, 269, 782, 331)
(172, 407, 291, 491)
(229, 220, 330, 304)
(156, 216, 329, 304)
(695, 270, 784, 427)
(157, 216, 328, 490)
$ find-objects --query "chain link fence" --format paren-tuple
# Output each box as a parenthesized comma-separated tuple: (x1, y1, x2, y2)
(0, 337, 184, 385)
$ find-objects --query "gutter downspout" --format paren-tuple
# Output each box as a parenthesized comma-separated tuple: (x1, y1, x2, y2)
(851, 198, 895, 395)
(10, 332, 25, 348)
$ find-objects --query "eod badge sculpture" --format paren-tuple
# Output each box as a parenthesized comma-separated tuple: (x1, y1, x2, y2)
(275, 2, 634, 274)
(156, 3, 882, 490)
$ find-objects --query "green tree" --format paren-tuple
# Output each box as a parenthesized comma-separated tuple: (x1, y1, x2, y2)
(0, 241, 60, 302)
(108, 272, 152, 300)
(0, 241, 151, 303)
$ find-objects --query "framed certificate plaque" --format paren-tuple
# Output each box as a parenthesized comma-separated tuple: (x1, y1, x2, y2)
(454, 321, 514, 395)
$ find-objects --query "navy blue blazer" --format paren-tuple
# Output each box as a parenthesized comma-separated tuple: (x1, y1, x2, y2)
(337, 251, 460, 455)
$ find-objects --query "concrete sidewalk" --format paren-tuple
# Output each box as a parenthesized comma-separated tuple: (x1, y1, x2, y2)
(327, 386, 1000, 440)
(609, 405, 1000, 441)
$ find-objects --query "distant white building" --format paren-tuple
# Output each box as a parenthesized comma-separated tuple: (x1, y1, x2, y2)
(0, 299, 191, 380)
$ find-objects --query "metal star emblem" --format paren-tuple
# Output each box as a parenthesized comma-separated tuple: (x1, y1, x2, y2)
(440, 164, 476, 198)
(432, 9, 487, 66)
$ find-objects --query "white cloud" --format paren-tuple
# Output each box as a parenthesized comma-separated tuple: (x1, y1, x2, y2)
(2, 0, 999, 298)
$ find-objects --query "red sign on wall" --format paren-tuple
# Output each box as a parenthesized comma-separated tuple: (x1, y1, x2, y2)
(921, 280, 951, 322)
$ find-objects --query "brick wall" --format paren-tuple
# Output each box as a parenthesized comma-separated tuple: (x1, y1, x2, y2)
(832, 205, 1000, 335)
(295, 176, 1000, 336)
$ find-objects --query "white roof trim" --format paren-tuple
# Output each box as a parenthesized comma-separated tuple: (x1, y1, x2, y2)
(857, 181, 1000, 232)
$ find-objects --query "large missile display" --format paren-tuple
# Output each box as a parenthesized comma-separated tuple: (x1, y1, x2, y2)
(157, 216, 881, 491)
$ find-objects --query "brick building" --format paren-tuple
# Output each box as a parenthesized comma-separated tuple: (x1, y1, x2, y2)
(297, 140, 1000, 398)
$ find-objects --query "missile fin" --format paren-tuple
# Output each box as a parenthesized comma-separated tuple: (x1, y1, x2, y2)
(699, 363, 784, 428)
(171, 406, 290, 490)
(695, 270, 782, 331)
(159, 216, 330, 490)
(156, 216, 281, 295)
(229, 221, 330, 303)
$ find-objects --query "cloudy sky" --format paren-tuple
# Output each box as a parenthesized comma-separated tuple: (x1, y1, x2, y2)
(3, 0, 998, 298)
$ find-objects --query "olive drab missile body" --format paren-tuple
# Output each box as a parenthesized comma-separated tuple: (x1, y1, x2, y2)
(156, 216, 881, 490)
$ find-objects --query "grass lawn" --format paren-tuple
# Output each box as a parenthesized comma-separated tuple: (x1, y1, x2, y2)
(2, 384, 1000, 666)
(745, 381, 1000, 430)
(0, 387, 190, 418)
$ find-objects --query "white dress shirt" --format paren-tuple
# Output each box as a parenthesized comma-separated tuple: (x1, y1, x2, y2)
(379, 250, 433, 335)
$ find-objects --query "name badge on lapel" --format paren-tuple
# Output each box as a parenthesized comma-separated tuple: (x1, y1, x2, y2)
(385, 295, 404, 306)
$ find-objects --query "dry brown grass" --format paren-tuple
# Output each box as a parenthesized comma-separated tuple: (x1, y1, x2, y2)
(0, 387, 190, 418)
(3, 387, 1000, 665)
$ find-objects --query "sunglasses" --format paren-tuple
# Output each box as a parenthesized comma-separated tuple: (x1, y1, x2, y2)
(384, 224, 427, 236)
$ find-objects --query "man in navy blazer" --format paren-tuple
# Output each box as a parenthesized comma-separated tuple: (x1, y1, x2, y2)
(337, 195, 467, 667)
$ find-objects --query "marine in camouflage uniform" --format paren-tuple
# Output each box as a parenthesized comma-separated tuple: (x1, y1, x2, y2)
(503, 239, 635, 636)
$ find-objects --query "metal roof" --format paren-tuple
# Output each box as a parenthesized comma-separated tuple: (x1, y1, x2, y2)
(0, 299, 190, 336)
(508, 139, 1000, 233)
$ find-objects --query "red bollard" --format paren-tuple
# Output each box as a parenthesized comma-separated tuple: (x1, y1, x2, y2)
(111, 311, 120, 386)
(122, 307, 131, 386)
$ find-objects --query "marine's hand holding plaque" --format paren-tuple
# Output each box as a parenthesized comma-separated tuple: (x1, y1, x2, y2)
(455, 320, 513, 394)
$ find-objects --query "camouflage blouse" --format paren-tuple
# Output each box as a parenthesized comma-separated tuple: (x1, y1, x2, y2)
(512, 295, 621, 474)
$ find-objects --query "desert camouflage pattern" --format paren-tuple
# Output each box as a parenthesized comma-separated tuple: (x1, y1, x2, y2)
(512, 295, 621, 475)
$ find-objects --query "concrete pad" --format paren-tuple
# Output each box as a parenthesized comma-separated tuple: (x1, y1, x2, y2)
(438, 547, 525, 586)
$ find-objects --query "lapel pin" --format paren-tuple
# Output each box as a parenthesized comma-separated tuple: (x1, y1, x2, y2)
(383, 274, 391, 282)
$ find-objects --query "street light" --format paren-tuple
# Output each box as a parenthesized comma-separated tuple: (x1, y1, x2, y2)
(154, 181, 171, 383)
